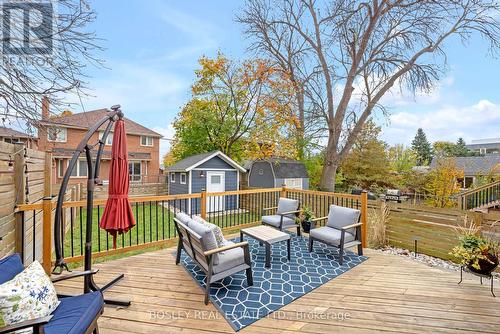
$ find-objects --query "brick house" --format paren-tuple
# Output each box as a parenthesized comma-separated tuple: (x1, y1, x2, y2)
(37, 100, 162, 186)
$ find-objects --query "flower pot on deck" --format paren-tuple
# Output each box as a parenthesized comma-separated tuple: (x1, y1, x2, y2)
(301, 220, 312, 233)
(467, 254, 499, 276)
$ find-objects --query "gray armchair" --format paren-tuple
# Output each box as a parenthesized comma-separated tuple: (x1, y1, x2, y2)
(261, 197, 301, 236)
(308, 205, 363, 265)
(174, 214, 253, 305)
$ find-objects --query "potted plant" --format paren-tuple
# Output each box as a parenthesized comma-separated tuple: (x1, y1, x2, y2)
(451, 218, 499, 275)
(296, 206, 315, 233)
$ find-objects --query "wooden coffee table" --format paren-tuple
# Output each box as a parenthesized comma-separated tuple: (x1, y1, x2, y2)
(240, 225, 291, 268)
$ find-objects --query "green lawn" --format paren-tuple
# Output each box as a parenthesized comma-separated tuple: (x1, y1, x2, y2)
(63, 203, 262, 259)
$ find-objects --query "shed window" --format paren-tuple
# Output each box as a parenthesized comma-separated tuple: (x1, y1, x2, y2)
(180, 173, 186, 184)
(284, 178, 302, 189)
(170, 173, 175, 183)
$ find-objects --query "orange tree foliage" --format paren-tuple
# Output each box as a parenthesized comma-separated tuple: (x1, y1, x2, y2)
(425, 158, 464, 208)
(170, 53, 298, 162)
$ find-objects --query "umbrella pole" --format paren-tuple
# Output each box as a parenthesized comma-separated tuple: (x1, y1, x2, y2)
(52, 106, 130, 307)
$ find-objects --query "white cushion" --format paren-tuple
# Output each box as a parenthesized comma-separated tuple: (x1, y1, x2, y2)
(192, 216, 225, 247)
(0, 261, 60, 331)
(262, 215, 296, 228)
(310, 226, 355, 246)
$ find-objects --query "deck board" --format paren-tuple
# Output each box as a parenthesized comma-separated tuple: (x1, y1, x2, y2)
(53, 247, 500, 333)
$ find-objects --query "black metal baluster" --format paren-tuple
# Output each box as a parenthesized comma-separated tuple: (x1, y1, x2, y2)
(168, 200, 173, 238)
(79, 207, 83, 255)
(162, 200, 165, 240)
(135, 203, 139, 246)
(149, 202, 152, 243)
(142, 201, 146, 244)
(70, 207, 74, 257)
(97, 205, 101, 252)
(155, 201, 159, 241)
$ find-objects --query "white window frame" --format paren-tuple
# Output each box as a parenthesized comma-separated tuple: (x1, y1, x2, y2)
(140, 136, 153, 147)
(170, 172, 175, 183)
(129, 161, 142, 182)
(47, 127, 67, 143)
(180, 173, 186, 184)
(99, 131, 113, 145)
(57, 159, 65, 178)
(284, 178, 302, 189)
(69, 159, 88, 178)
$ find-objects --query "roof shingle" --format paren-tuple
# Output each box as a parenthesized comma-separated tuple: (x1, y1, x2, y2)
(40, 109, 162, 137)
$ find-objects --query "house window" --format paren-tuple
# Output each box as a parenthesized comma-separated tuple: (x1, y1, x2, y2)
(3, 137, 20, 144)
(57, 159, 65, 178)
(129, 161, 141, 182)
(69, 160, 88, 178)
(140, 136, 153, 147)
(170, 173, 175, 183)
(98, 131, 113, 145)
(47, 127, 67, 142)
(180, 173, 186, 184)
(284, 178, 302, 189)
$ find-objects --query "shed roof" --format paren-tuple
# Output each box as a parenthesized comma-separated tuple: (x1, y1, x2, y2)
(250, 158, 309, 178)
(166, 151, 246, 172)
(430, 155, 500, 175)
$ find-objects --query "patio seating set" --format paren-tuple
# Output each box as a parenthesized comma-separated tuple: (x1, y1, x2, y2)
(174, 197, 364, 304)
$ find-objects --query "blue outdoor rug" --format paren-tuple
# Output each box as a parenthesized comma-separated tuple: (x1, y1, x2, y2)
(180, 234, 367, 331)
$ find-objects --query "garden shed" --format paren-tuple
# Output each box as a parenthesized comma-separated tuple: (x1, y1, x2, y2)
(246, 158, 309, 189)
(166, 151, 246, 213)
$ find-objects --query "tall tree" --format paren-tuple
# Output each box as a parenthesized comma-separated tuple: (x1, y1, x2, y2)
(412, 129, 433, 166)
(425, 158, 464, 208)
(454, 138, 469, 157)
(238, 0, 500, 191)
(170, 53, 296, 161)
(341, 120, 393, 190)
(388, 144, 417, 174)
(0, 0, 103, 127)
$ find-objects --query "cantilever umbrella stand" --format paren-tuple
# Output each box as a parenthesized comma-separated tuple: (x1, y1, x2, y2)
(52, 105, 131, 307)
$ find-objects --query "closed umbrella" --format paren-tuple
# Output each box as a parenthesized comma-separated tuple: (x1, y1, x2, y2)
(99, 119, 136, 248)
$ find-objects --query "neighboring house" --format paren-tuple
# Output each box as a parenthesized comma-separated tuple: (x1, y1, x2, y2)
(430, 156, 500, 188)
(246, 158, 309, 190)
(166, 151, 246, 213)
(37, 100, 162, 186)
(0, 126, 37, 149)
(466, 138, 500, 155)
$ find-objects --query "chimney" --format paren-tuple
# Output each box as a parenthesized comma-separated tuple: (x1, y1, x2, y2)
(41, 96, 49, 120)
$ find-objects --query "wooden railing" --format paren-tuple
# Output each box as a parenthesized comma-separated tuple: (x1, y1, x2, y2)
(14, 187, 367, 273)
(457, 180, 500, 210)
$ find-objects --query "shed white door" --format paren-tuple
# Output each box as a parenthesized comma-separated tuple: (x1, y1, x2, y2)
(207, 171, 225, 212)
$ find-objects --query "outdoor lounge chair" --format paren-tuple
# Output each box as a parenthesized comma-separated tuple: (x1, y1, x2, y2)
(0, 253, 104, 334)
(261, 197, 301, 236)
(308, 204, 363, 265)
(174, 214, 253, 305)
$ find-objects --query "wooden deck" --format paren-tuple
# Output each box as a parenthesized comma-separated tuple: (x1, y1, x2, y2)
(53, 246, 500, 334)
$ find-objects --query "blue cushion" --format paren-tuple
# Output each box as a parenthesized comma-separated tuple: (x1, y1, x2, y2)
(0, 254, 24, 284)
(45, 291, 103, 334)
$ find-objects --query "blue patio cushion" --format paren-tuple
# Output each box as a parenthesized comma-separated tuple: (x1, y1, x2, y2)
(212, 242, 245, 274)
(276, 198, 299, 219)
(310, 226, 355, 246)
(0, 254, 24, 284)
(327, 205, 360, 235)
(44, 291, 103, 334)
(262, 215, 296, 228)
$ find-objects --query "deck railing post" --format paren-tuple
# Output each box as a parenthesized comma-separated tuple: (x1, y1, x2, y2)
(200, 190, 207, 219)
(42, 152, 53, 274)
(281, 186, 287, 198)
(361, 191, 368, 248)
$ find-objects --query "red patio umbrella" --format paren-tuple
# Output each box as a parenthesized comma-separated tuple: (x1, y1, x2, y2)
(100, 119, 136, 248)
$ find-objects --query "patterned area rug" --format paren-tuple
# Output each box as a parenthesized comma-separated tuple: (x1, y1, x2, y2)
(180, 233, 367, 331)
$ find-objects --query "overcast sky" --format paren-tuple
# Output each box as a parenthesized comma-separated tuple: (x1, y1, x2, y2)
(73, 0, 500, 158)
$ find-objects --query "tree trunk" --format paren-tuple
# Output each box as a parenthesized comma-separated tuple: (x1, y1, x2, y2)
(319, 158, 338, 192)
